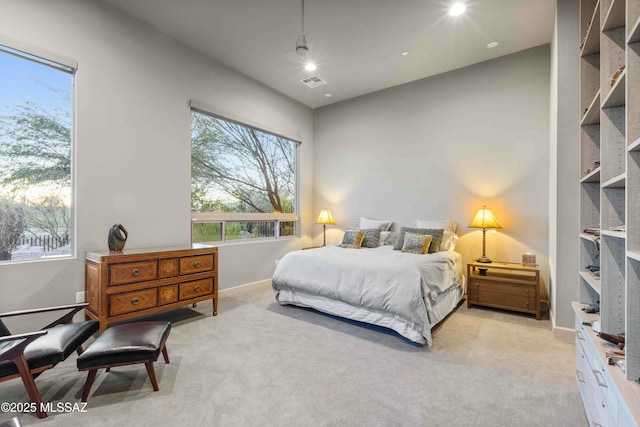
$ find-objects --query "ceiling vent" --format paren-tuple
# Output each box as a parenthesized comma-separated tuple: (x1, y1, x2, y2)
(301, 75, 327, 88)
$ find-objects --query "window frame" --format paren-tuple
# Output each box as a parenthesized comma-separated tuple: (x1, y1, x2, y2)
(0, 38, 76, 263)
(189, 101, 301, 244)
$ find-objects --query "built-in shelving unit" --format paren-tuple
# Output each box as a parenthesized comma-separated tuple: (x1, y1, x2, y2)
(576, 0, 640, 425)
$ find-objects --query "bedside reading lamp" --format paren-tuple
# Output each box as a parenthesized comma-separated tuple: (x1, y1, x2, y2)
(316, 209, 335, 246)
(468, 206, 501, 263)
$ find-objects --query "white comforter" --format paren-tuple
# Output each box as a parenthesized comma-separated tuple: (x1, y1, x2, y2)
(272, 245, 462, 345)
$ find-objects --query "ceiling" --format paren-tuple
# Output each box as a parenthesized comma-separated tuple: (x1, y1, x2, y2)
(99, 0, 556, 109)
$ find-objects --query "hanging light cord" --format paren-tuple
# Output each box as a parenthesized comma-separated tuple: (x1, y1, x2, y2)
(301, 0, 305, 35)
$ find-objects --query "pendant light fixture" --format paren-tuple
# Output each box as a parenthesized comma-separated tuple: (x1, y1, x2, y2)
(296, 0, 316, 71)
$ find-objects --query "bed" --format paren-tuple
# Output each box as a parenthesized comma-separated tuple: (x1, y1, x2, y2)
(272, 221, 463, 346)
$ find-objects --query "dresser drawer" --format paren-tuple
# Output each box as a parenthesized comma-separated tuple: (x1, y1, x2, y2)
(109, 288, 157, 316)
(159, 285, 178, 305)
(468, 288, 535, 311)
(180, 278, 213, 300)
(179, 254, 214, 275)
(159, 258, 178, 278)
(110, 261, 158, 286)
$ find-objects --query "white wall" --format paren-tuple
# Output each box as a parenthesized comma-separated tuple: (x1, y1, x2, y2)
(549, 0, 580, 332)
(0, 0, 314, 321)
(313, 46, 551, 293)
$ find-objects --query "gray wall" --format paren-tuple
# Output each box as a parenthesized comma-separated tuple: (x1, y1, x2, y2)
(549, 0, 580, 331)
(0, 0, 314, 323)
(313, 46, 552, 298)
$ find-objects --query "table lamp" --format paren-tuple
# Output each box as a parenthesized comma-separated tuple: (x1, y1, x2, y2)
(468, 206, 501, 263)
(316, 209, 335, 246)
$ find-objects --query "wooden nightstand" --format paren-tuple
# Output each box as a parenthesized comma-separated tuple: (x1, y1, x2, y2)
(467, 261, 542, 320)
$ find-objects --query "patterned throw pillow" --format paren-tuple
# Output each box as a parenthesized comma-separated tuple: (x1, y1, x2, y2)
(401, 232, 433, 254)
(359, 228, 381, 248)
(393, 227, 444, 253)
(341, 228, 365, 248)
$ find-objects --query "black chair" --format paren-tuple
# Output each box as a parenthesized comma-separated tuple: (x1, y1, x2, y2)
(0, 303, 99, 419)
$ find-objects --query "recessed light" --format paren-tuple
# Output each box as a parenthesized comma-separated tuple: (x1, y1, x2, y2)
(449, 3, 466, 16)
(401, 51, 409, 56)
(487, 41, 499, 48)
(324, 93, 332, 98)
(305, 62, 317, 71)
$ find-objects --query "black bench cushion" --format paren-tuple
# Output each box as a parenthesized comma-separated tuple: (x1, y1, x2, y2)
(77, 321, 171, 370)
(0, 320, 99, 378)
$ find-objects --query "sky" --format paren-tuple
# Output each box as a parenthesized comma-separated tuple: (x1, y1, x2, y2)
(0, 48, 73, 204)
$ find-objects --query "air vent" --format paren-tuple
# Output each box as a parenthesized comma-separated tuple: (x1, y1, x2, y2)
(300, 75, 327, 88)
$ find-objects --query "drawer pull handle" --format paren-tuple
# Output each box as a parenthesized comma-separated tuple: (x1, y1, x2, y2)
(131, 269, 139, 277)
(194, 285, 201, 292)
(576, 331, 585, 341)
(131, 298, 139, 305)
(592, 369, 607, 388)
(576, 370, 585, 383)
(194, 261, 201, 268)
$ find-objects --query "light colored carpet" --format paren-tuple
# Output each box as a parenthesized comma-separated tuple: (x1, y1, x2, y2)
(1, 282, 587, 426)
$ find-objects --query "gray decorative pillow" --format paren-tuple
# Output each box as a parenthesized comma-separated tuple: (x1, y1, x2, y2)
(384, 231, 399, 245)
(359, 228, 381, 248)
(401, 232, 433, 254)
(393, 227, 444, 253)
(341, 228, 365, 248)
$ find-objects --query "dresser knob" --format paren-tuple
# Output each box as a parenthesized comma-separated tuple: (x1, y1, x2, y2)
(131, 298, 139, 305)
(194, 261, 201, 268)
(194, 285, 201, 292)
(131, 269, 139, 276)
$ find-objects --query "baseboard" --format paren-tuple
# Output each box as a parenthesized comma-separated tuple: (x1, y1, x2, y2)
(552, 311, 575, 343)
(219, 278, 271, 293)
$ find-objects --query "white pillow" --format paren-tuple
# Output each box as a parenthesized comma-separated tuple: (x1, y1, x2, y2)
(378, 231, 391, 246)
(358, 216, 393, 231)
(412, 220, 458, 251)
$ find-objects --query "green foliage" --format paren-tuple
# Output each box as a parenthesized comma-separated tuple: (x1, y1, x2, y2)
(0, 102, 71, 188)
(0, 203, 26, 253)
(191, 112, 296, 214)
(192, 222, 222, 243)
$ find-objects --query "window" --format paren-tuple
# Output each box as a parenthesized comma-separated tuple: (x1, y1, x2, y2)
(0, 44, 75, 262)
(190, 108, 299, 243)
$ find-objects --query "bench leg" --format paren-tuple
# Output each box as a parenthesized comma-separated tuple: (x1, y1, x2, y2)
(82, 369, 98, 402)
(145, 362, 159, 391)
(161, 345, 170, 364)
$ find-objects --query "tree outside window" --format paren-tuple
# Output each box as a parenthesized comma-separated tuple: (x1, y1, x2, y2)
(190, 110, 298, 243)
(0, 46, 74, 262)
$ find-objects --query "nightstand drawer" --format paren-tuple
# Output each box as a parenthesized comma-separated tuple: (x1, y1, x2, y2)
(468, 279, 535, 297)
(468, 288, 536, 312)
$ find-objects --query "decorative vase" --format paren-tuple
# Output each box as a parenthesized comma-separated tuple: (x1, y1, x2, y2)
(108, 224, 128, 252)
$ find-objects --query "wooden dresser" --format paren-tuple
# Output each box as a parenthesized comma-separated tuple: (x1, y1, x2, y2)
(85, 244, 217, 331)
(467, 261, 542, 320)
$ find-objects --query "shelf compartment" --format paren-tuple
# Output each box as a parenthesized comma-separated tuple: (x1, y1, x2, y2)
(629, 137, 640, 152)
(602, 0, 626, 31)
(580, 270, 602, 294)
(628, 251, 640, 262)
(601, 69, 626, 108)
(580, 89, 601, 125)
(600, 230, 626, 239)
(581, 166, 601, 182)
(601, 172, 626, 188)
(581, 1, 601, 56)
(629, 14, 640, 44)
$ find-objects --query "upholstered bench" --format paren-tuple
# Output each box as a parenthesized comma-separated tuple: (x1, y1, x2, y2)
(76, 321, 171, 402)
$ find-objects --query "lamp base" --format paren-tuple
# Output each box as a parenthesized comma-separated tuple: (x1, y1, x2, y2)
(476, 256, 492, 263)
